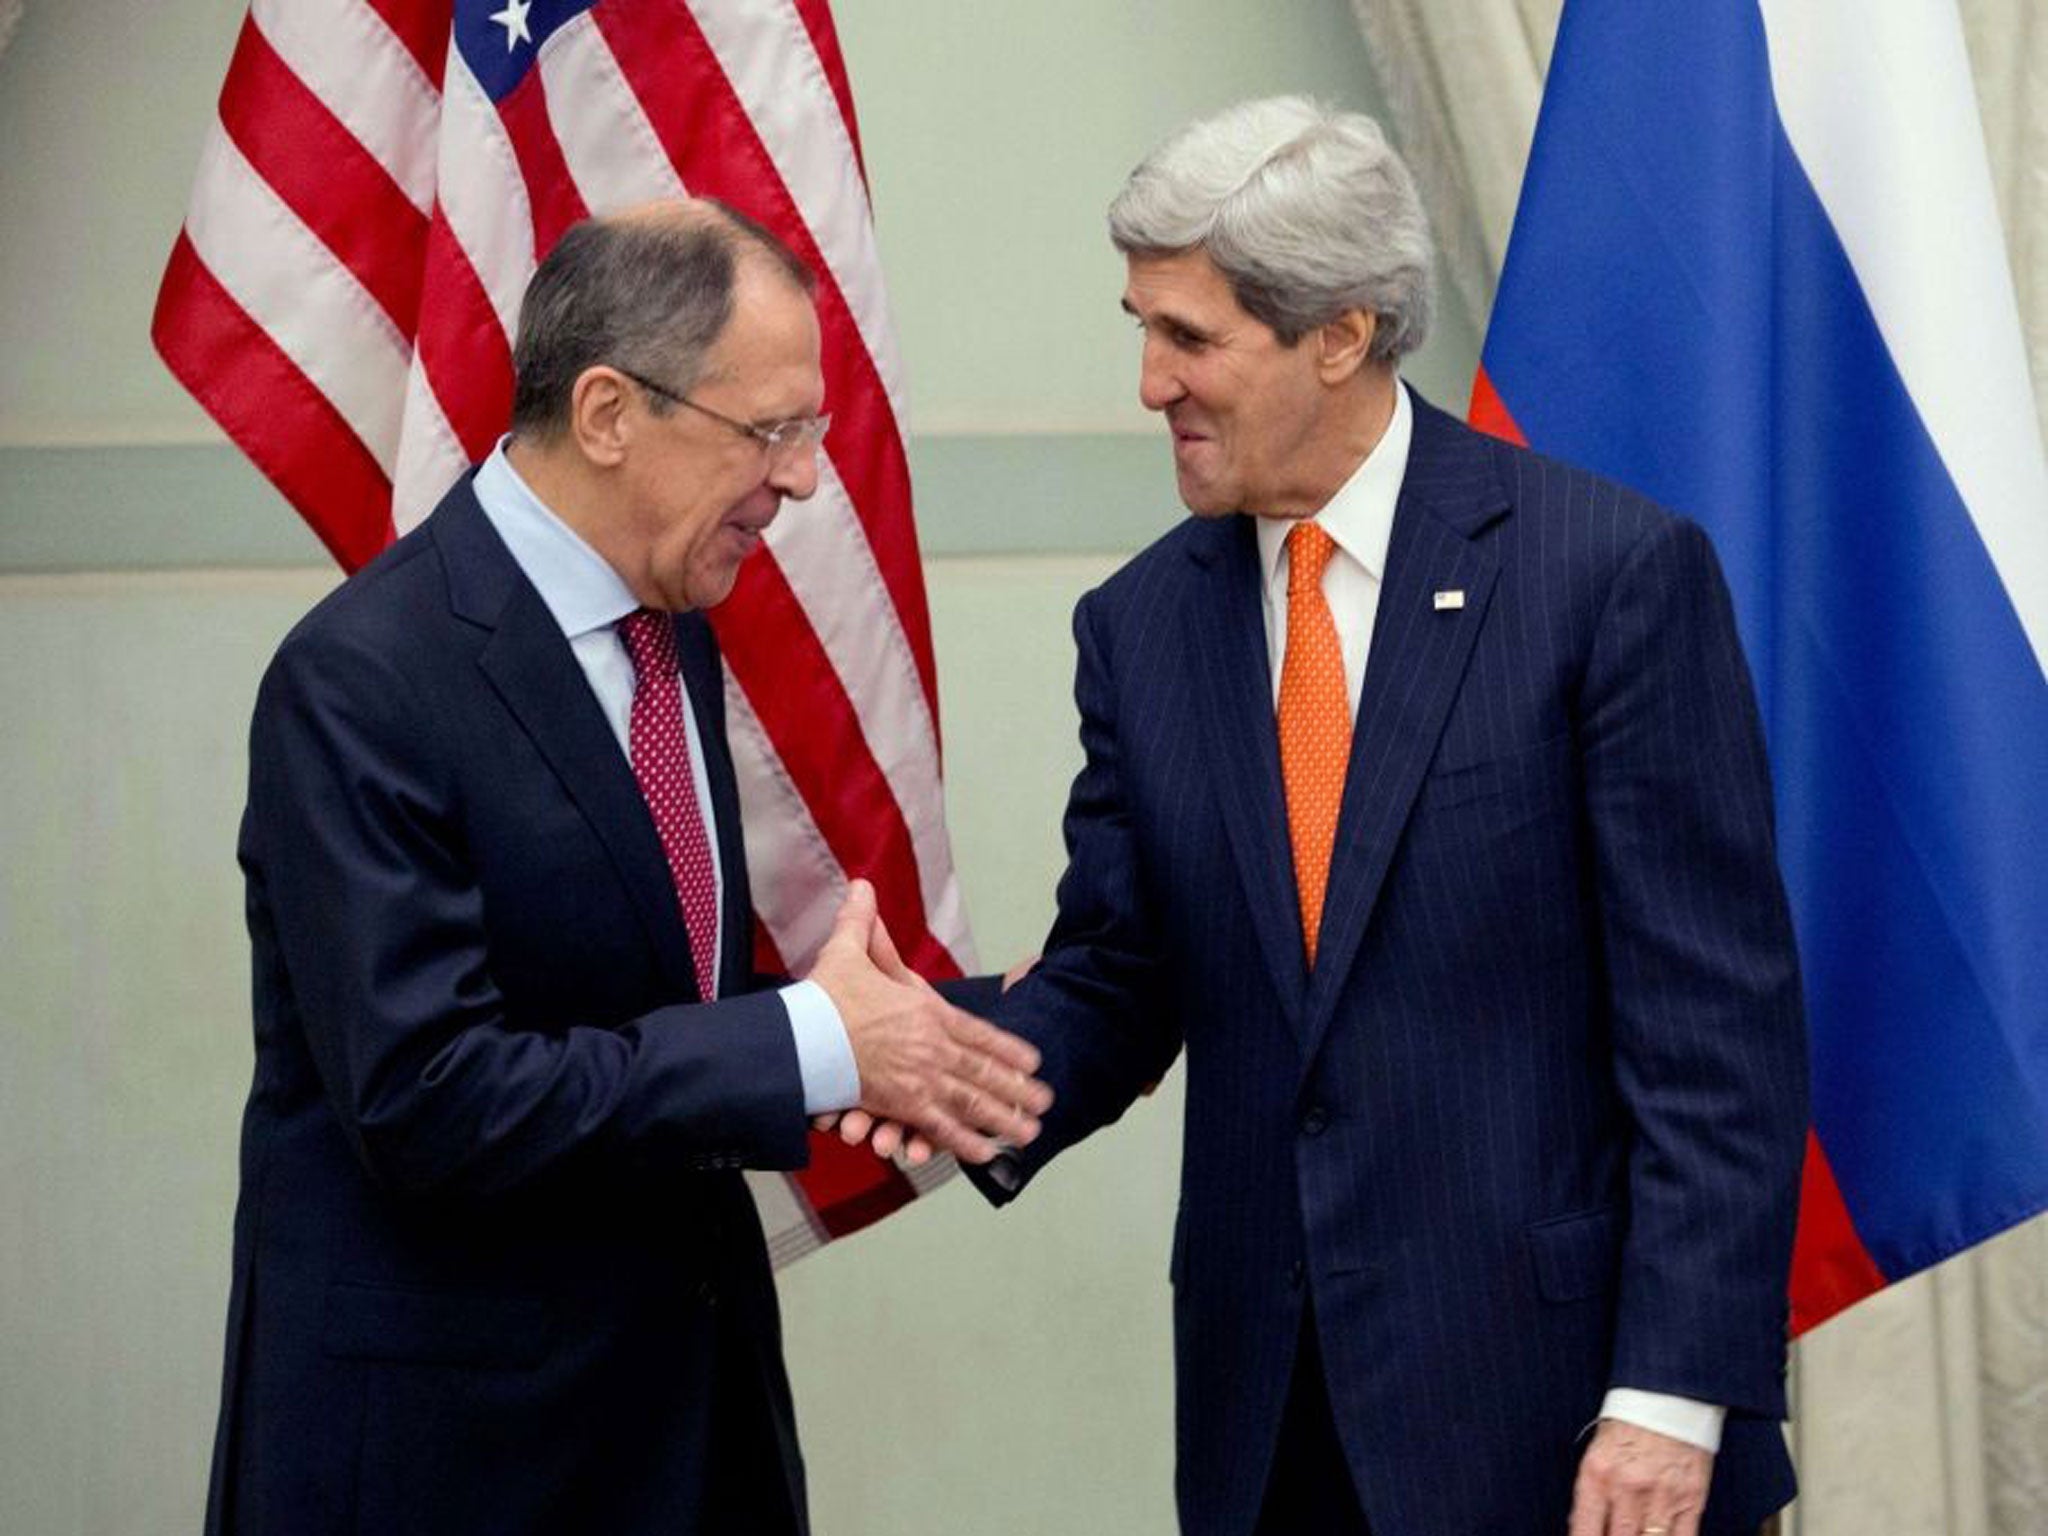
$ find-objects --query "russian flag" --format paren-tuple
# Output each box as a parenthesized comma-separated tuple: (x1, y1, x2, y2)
(1473, 0, 2048, 1333)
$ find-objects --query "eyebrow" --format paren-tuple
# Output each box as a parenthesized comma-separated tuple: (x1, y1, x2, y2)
(1120, 298, 1215, 343)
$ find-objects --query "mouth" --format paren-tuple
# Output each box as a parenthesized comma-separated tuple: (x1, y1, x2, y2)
(727, 497, 782, 545)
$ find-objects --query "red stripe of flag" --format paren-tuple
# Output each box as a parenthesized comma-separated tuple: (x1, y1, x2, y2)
(793, 1134, 918, 1238)
(596, 0, 939, 719)
(361, 0, 453, 91)
(1468, 365, 1527, 447)
(710, 553, 956, 979)
(1789, 1130, 1889, 1334)
(494, 65, 589, 260)
(413, 209, 517, 465)
(153, 234, 395, 571)
(219, 14, 428, 339)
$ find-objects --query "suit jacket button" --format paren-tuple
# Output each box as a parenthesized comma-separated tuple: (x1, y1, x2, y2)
(1300, 1106, 1329, 1137)
(1288, 1260, 1305, 1290)
(695, 1279, 719, 1308)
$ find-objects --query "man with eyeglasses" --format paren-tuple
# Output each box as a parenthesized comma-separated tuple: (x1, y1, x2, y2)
(205, 200, 1047, 1536)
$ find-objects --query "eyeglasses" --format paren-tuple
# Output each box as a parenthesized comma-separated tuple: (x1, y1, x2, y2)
(613, 365, 831, 457)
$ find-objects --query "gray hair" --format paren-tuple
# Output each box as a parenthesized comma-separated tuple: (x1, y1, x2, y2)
(509, 202, 814, 441)
(1108, 96, 1434, 362)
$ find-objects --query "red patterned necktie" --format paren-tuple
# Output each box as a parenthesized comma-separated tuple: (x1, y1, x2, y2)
(617, 609, 720, 1000)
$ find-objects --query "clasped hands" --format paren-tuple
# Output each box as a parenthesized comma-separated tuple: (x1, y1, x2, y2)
(804, 880, 1049, 1167)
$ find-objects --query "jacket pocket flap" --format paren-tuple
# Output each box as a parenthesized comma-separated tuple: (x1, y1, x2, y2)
(322, 1281, 555, 1368)
(1421, 733, 1573, 811)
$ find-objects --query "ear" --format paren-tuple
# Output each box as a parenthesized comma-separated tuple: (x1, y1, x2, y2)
(567, 365, 633, 468)
(1316, 309, 1376, 384)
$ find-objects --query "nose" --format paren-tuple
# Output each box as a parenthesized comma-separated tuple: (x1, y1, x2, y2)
(1137, 334, 1182, 413)
(767, 440, 821, 501)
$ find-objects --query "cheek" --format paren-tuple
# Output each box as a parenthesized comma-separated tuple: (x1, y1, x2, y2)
(1236, 387, 1300, 460)
(669, 469, 751, 547)
(645, 499, 726, 593)
(676, 510, 736, 574)
(675, 495, 766, 600)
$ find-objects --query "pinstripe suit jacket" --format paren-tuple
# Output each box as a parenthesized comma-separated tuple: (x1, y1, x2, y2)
(980, 392, 1808, 1535)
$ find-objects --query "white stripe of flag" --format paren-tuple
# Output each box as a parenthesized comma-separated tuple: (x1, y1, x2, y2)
(250, 0, 442, 213)
(1759, 0, 2048, 669)
(186, 122, 411, 474)
(691, 0, 911, 420)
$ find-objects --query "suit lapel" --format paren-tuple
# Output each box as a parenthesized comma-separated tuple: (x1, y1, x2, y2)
(434, 488, 704, 1000)
(1300, 397, 1509, 1066)
(1186, 516, 1308, 1039)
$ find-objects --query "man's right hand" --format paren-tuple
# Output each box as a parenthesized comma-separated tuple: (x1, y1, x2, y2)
(805, 880, 1051, 1164)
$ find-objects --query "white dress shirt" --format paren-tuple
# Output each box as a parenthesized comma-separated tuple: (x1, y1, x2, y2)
(472, 441, 859, 1115)
(1250, 384, 1724, 1456)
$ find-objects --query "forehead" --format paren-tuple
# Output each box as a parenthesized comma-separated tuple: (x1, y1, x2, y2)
(704, 263, 823, 404)
(1121, 248, 1252, 326)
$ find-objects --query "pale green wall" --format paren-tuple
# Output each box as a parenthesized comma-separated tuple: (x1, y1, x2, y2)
(837, 0, 1480, 434)
(0, 2, 1484, 1532)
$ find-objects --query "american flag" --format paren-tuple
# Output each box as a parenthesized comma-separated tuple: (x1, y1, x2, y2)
(153, 0, 976, 1266)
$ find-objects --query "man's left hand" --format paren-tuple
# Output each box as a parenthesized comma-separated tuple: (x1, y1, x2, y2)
(1568, 1419, 1712, 1536)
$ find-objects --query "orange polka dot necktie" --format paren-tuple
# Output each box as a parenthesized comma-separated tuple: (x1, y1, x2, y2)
(1277, 522, 1353, 966)
(618, 609, 720, 1001)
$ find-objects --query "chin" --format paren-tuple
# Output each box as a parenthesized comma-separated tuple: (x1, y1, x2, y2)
(1177, 489, 1237, 519)
(685, 565, 745, 611)
(1174, 471, 1237, 519)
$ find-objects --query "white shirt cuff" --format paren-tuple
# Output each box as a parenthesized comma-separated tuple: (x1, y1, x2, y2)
(1600, 1389, 1725, 1453)
(781, 979, 859, 1115)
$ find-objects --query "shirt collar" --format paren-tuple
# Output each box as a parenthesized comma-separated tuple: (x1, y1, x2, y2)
(472, 437, 639, 641)
(1255, 378, 1413, 593)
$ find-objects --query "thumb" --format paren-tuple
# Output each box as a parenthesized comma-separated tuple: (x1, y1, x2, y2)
(867, 905, 916, 984)
(824, 877, 877, 954)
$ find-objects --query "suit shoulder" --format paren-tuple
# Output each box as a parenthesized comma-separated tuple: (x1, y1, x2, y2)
(262, 524, 452, 705)
(1461, 438, 1739, 675)
(283, 516, 452, 646)
(1077, 515, 1221, 625)
(1478, 433, 1676, 547)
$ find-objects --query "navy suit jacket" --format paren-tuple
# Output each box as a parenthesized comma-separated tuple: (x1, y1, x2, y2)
(207, 479, 814, 1536)
(980, 393, 1809, 1535)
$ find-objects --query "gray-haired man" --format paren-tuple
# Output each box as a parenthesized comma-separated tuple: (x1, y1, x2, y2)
(887, 97, 1806, 1536)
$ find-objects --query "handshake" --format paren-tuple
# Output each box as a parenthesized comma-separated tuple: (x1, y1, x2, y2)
(804, 879, 1050, 1167)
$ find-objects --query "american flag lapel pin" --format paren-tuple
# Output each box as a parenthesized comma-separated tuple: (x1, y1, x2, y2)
(1433, 589, 1466, 611)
